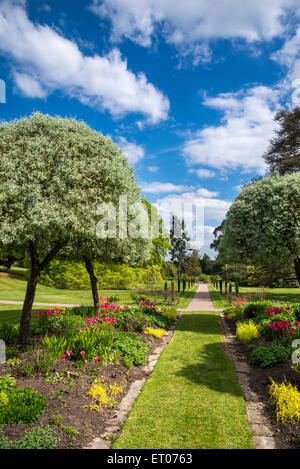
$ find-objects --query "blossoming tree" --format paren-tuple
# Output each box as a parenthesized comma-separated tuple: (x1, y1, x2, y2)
(218, 173, 300, 285)
(0, 112, 151, 343)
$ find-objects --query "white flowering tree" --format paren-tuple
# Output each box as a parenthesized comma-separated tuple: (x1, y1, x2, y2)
(0, 112, 151, 343)
(218, 173, 300, 284)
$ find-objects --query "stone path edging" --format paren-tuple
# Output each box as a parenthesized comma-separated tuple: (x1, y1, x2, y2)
(84, 312, 183, 449)
(220, 312, 276, 450)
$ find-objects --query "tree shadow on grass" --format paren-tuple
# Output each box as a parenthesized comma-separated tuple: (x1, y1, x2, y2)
(176, 313, 222, 334)
(173, 312, 243, 398)
(174, 341, 243, 398)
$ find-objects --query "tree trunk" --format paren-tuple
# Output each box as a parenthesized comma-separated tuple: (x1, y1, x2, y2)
(85, 257, 99, 311)
(18, 266, 40, 345)
(18, 241, 65, 345)
(294, 257, 300, 285)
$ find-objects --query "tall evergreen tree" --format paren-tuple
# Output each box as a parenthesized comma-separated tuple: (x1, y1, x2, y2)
(169, 215, 192, 279)
(263, 107, 300, 175)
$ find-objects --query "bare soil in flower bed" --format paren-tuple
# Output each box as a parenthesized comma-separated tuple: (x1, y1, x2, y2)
(224, 316, 300, 449)
(0, 334, 162, 449)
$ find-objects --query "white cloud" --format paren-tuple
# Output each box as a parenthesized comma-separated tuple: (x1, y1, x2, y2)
(152, 190, 231, 251)
(0, 0, 169, 123)
(153, 189, 229, 222)
(13, 72, 47, 98)
(147, 166, 159, 172)
(117, 137, 145, 164)
(182, 86, 281, 173)
(189, 168, 216, 178)
(141, 182, 194, 194)
(271, 26, 300, 107)
(90, 0, 300, 48)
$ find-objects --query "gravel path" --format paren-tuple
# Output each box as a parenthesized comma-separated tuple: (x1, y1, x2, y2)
(181, 283, 222, 311)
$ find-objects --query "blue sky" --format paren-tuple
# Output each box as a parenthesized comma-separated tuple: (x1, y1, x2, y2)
(1, 0, 300, 256)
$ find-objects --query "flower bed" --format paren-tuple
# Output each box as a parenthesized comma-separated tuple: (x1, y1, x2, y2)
(223, 298, 300, 448)
(0, 299, 176, 449)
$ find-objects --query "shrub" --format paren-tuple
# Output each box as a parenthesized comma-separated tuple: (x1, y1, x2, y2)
(250, 345, 288, 368)
(256, 309, 299, 340)
(123, 315, 148, 333)
(145, 313, 171, 329)
(243, 301, 274, 318)
(113, 332, 148, 366)
(87, 378, 124, 410)
(0, 374, 16, 391)
(29, 308, 67, 334)
(58, 315, 87, 334)
(0, 385, 47, 424)
(0, 425, 61, 449)
(40, 260, 162, 290)
(6, 348, 20, 359)
(66, 306, 97, 318)
(107, 294, 120, 304)
(13, 350, 54, 377)
(269, 379, 300, 423)
(236, 321, 260, 343)
(0, 322, 18, 343)
(160, 310, 177, 321)
(292, 304, 300, 321)
(144, 327, 166, 338)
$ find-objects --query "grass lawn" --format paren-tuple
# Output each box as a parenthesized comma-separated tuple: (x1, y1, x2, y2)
(113, 309, 255, 449)
(209, 284, 300, 309)
(0, 268, 197, 324)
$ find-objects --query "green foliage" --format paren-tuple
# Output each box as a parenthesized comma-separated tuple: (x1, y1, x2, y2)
(0, 322, 18, 343)
(62, 425, 80, 437)
(142, 199, 170, 266)
(269, 379, 300, 423)
(0, 374, 16, 391)
(12, 350, 55, 377)
(292, 304, 300, 321)
(107, 294, 120, 303)
(122, 356, 134, 369)
(113, 332, 148, 366)
(0, 112, 152, 342)
(123, 315, 149, 333)
(0, 384, 47, 424)
(236, 321, 260, 343)
(218, 173, 300, 283)
(42, 327, 115, 362)
(0, 425, 61, 449)
(40, 260, 162, 290)
(170, 215, 192, 278)
(50, 414, 64, 426)
(247, 265, 299, 288)
(258, 312, 297, 340)
(58, 315, 87, 334)
(161, 261, 177, 280)
(263, 107, 300, 175)
(243, 301, 274, 318)
(250, 345, 289, 368)
(66, 306, 96, 318)
(145, 313, 171, 329)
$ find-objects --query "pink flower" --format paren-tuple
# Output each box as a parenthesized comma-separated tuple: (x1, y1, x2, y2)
(66, 350, 72, 357)
(94, 357, 99, 362)
(61, 355, 67, 359)
(80, 351, 85, 357)
(101, 357, 104, 360)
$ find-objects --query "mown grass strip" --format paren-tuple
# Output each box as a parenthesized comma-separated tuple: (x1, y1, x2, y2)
(113, 310, 255, 449)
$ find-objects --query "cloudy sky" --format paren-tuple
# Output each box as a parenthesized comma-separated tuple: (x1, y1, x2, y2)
(1, 0, 300, 256)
